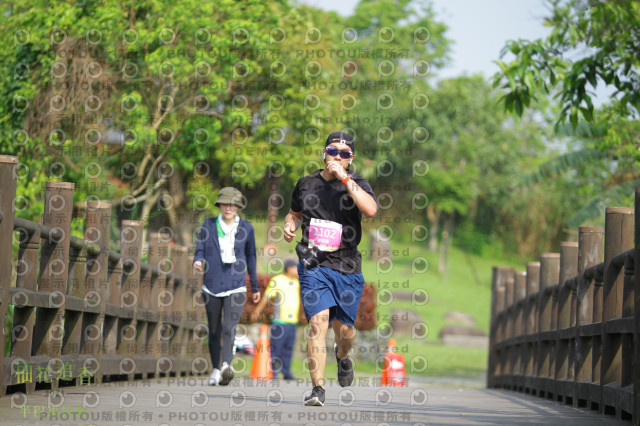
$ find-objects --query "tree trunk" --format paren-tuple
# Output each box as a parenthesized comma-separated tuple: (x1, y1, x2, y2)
(162, 189, 181, 245)
(167, 173, 193, 246)
(139, 186, 156, 250)
(266, 175, 280, 246)
(172, 204, 195, 249)
(438, 213, 455, 282)
(426, 204, 440, 252)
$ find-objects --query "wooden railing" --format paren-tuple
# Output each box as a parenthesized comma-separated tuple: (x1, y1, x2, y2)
(488, 189, 639, 423)
(0, 155, 208, 396)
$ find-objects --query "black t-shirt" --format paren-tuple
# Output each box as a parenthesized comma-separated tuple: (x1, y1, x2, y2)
(290, 169, 377, 274)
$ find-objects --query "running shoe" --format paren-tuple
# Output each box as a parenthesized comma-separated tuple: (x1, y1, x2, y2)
(208, 368, 221, 386)
(334, 343, 354, 387)
(219, 362, 234, 386)
(303, 385, 325, 406)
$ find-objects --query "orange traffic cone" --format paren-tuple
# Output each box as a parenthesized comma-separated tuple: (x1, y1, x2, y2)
(250, 324, 273, 379)
(381, 338, 407, 387)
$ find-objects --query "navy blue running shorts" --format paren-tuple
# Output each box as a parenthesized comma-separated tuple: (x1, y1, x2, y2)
(298, 263, 365, 326)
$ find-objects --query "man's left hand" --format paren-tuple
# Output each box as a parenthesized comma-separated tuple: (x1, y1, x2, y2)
(252, 292, 261, 303)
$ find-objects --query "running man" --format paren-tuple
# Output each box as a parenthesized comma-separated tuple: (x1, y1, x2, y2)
(283, 131, 377, 406)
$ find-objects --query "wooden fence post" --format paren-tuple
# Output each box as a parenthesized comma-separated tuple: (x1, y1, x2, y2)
(601, 207, 634, 418)
(11, 214, 40, 395)
(524, 261, 540, 395)
(575, 226, 603, 409)
(84, 201, 111, 385)
(136, 250, 153, 378)
(557, 242, 578, 403)
(171, 246, 188, 375)
(148, 232, 166, 376)
(488, 266, 511, 387)
(514, 271, 527, 332)
(103, 236, 122, 376)
(34, 182, 74, 390)
(0, 155, 18, 396)
(188, 227, 210, 373)
(148, 232, 172, 376)
(179, 247, 191, 375)
(539, 254, 560, 333)
(489, 264, 499, 388)
(184, 250, 196, 375)
(538, 253, 559, 399)
(505, 270, 516, 390)
(558, 243, 578, 329)
(62, 221, 86, 382)
(488, 267, 499, 387)
(505, 272, 515, 340)
(119, 220, 143, 380)
(514, 270, 527, 392)
(186, 255, 204, 375)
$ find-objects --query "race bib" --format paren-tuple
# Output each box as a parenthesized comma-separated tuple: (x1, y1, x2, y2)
(309, 218, 343, 252)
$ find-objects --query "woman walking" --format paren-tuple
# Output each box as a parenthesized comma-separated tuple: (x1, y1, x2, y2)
(193, 187, 260, 385)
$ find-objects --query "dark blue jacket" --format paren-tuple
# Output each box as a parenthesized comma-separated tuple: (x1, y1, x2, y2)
(193, 217, 258, 294)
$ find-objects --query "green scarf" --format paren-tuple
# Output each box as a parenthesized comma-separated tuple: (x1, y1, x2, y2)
(216, 218, 226, 238)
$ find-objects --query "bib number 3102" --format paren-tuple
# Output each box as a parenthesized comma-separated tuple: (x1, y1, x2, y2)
(309, 218, 343, 252)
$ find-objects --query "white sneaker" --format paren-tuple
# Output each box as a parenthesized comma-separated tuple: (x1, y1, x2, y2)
(219, 362, 234, 386)
(208, 368, 221, 386)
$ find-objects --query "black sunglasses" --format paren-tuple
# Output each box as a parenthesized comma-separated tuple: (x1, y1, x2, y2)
(326, 146, 353, 159)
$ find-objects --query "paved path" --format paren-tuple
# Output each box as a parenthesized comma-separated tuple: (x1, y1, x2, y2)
(0, 376, 629, 425)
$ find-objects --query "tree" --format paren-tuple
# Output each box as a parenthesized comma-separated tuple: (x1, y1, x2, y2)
(296, 0, 452, 256)
(494, 0, 640, 126)
(493, 0, 639, 225)
(0, 0, 324, 245)
(1, 0, 584, 264)
(413, 76, 536, 271)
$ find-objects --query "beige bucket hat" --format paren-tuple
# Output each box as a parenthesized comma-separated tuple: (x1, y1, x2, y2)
(214, 187, 246, 209)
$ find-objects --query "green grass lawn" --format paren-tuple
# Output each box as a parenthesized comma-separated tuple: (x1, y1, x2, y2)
(246, 219, 523, 383)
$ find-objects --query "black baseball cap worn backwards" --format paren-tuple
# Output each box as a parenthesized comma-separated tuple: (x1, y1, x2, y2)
(325, 131, 354, 152)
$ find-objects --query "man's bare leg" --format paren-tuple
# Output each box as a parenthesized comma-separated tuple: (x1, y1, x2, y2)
(307, 309, 330, 387)
(331, 318, 356, 387)
(332, 319, 355, 359)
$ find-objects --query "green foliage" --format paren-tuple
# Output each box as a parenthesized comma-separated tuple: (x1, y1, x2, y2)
(1, 0, 613, 262)
(0, 0, 326, 238)
(493, 0, 639, 228)
(519, 147, 607, 187)
(494, 0, 640, 127)
(0, 0, 454, 243)
(455, 221, 504, 258)
(406, 75, 561, 257)
(568, 178, 639, 227)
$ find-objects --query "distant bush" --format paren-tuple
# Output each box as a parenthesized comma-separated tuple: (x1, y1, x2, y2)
(455, 221, 504, 258)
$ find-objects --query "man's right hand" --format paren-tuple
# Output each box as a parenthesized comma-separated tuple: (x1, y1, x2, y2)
(283, 222, 296, 242)
(194, 260, 203, 273)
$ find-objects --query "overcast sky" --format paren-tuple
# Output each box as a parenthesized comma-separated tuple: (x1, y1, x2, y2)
(302, 0, 551, 80)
